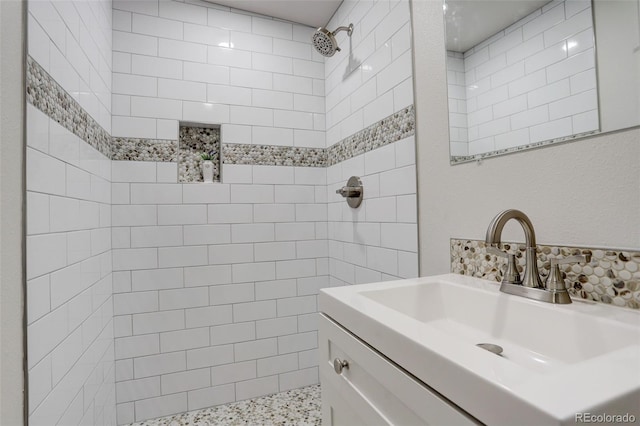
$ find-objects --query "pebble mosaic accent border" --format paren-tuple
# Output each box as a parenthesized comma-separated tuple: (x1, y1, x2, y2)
(327, 105, 416, 166)
(222, 144, 327, 167)
(128, 384, 321, 426)
(111, 138, 328, 167)
(451, 239, 640, 309)
(450, 129, 599, 165)
(114, 108, 416, 167)
(27, 56, 111, 158)
(112, 138, 177, 161)
(28, 55, 415, 169)
(179, 125, 221, 182)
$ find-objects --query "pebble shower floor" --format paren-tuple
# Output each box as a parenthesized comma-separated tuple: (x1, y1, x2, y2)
(128, 385, 321, 425)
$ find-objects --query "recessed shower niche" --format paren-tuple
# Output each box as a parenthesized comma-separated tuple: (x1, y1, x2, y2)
(178, 122, 221, 183)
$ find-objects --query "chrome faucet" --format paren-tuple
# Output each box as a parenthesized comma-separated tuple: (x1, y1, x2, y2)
(485, 209, 589, 304)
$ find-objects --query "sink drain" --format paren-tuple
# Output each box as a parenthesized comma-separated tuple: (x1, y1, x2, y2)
(476, 343, 503, 355)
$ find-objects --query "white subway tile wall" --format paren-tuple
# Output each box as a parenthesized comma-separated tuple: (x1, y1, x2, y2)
(111, 0, 326, 148)
(447, 52, 469, 156)
(446, 0, 598, 155)
(325, 0, 418, 286)
(28, 0, 112, 133)
(324, 0, 414, 146)
(27, 0, 115, 424)
(112, 161, 327, 422)
(27, 104, 115, 425)
(27, 0, 419, 424)
(327, 138, 419, 284)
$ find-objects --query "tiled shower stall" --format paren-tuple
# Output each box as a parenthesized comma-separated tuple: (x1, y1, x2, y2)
(25, 0, 417, 424)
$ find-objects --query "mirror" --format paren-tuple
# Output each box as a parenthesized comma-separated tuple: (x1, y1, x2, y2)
(445, 0, 640, 163)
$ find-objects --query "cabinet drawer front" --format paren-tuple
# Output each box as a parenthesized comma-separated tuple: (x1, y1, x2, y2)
(319, 313, 477, 426)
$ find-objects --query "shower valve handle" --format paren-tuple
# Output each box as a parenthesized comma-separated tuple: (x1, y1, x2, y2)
(336, 186, 361, 197)
(336, 176, 364, 208)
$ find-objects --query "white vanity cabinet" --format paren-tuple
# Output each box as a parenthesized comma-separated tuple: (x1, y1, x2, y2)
(319, 313, 477, 425)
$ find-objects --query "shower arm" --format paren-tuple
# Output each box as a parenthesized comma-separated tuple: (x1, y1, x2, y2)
(333, 24, 354, 37)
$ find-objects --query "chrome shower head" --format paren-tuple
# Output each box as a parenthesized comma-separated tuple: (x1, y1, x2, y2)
(312, 24, 353, 57)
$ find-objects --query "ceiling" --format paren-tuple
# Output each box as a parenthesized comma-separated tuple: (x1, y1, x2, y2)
(207, 0, 343, 28)
(204, 0, 553, 51)
(445, 0, 550, 52)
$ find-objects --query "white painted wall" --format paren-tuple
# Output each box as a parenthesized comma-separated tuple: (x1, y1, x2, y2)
(412, 0, 640, 276)
(0, 0, 26, 424)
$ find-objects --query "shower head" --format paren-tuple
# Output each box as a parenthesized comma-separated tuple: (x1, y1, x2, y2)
(312, 24, 354, 57)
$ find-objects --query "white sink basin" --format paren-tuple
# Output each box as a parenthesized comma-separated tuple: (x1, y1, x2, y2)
(319, 274, 640, 425)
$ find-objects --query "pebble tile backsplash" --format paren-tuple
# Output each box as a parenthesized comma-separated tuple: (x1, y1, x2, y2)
(451, 239, 640, 309)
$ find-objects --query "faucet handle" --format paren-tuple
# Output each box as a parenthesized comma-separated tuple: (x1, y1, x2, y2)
(550, 254, 592, 266)
(486, 245, 507, 257)
(486, 245, 522, 285)
(546, 254, 592, 292)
